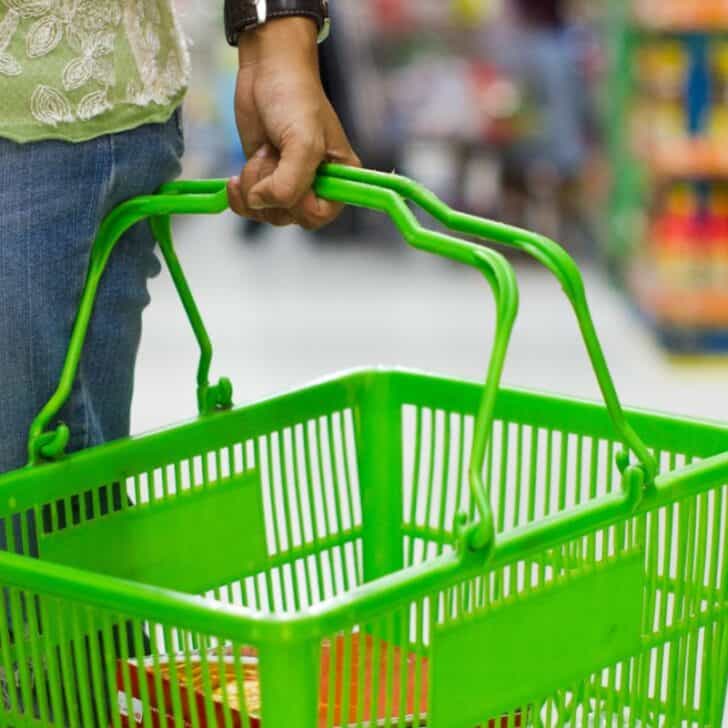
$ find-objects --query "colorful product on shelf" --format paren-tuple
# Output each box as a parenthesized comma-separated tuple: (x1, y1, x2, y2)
(371, 0, 489, 33)
(636, 41, 687, 99)
(709, 185, 728, 288)
(711, 40, 728, 100)
(649, 137, 728, 178)
(650, 184, 699, 286)
(709, 105, 728, 143)
(643, 182, 728, 327)
(631, 35, 728, 176)
(634, 0, 728, 30)
(650, 100, 686, 145)
(632, 39, 688, 166)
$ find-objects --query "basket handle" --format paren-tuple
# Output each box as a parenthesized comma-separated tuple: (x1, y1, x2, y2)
(316, 164, 659, 489)
(27, 183, 231, 465)
(26, 171, 521, 556)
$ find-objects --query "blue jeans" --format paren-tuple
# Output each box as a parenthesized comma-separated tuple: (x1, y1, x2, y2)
(0, 113, 184, 720)
(0, 111, 184, 475)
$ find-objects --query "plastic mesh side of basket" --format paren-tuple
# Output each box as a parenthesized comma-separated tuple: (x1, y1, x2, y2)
(0, 372, 377, 728)
(0, 369, 726, 727)
(390, 372, 726, 728)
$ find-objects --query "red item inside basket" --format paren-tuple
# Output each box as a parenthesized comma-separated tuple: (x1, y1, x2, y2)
(320, 634, 428, 726)
(115, 634, 522, 727)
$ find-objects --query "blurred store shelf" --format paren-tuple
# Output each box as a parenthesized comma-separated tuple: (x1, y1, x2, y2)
(647, 140, 728, 179)
(632, 274, 728, 328)
(610, 0, 728, 351)
(634, 1, 728, 32)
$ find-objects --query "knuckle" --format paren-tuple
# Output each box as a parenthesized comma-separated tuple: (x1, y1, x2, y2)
(296, 130, 325, 159)
(271, 178, 300, 208)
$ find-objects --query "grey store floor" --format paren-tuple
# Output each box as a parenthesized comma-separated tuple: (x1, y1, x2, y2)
(133, 213, 728, 436)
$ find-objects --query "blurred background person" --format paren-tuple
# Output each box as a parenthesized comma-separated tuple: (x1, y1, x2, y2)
(487, 0, 601, 249)
(510, 0, 589, 176)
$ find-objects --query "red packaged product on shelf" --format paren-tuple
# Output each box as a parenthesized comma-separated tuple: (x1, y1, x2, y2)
(116, 635, 524, 727)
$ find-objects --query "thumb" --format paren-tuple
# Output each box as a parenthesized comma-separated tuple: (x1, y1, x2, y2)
(248, 133, 324, 210)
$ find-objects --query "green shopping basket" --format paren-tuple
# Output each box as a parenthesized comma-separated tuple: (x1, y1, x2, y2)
(0, 165, 725, 728)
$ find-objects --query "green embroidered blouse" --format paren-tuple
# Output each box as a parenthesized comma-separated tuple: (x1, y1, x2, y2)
(0, 0, 189, 143)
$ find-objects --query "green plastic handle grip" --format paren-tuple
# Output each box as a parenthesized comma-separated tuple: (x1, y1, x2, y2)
(26, 169, 521, 557)
(317, 164, 658, 486)
(26, 185, 231, 466)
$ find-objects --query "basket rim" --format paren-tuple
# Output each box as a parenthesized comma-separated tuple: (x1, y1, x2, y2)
(0, 367, 726, 646)
(3, 365, 728, 488)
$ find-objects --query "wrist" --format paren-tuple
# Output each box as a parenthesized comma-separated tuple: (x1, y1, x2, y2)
(237, 16, 318, 66)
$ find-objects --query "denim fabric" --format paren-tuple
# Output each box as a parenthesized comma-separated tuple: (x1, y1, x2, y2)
(0, 112, 184, 722)
(0, 110, 184, 475)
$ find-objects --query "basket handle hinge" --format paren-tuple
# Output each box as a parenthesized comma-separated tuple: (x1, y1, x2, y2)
(616, 450, 651, 511)
(151, 214, 235, 419)
(29, 424, 70, 465)
(27, 379, 234, 465)
(197, 377, 234, 416)
(455, 512, 496, 564)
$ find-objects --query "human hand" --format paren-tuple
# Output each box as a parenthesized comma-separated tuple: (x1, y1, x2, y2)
(227, 17, 360, 229)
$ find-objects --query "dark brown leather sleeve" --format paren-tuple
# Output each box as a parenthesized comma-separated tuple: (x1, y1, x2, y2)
(225, 0, 327, 46)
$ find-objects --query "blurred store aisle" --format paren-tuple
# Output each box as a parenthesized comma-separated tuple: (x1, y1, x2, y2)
(133, 215, 728, 435)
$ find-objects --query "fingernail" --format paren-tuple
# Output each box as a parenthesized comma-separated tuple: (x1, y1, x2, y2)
(249, 194, 265, 210)
(254, 145, 269, 159)
(231, 176, 240, 186)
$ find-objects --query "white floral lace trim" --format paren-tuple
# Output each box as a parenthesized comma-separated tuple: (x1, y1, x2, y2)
(122, 0, 188, 108)
(0, 0, 188, 128)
